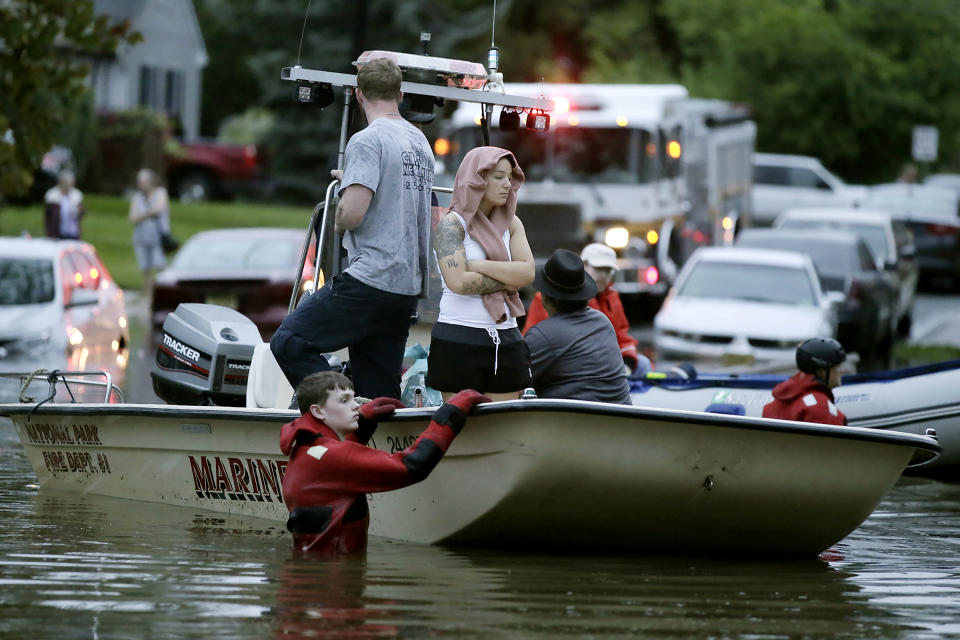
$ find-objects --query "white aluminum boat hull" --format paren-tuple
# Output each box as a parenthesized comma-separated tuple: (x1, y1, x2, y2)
(1, 400, 938, 556)
(630, 363, 960, 474)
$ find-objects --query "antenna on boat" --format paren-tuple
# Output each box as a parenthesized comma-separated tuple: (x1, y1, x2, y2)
(481, 0, 502, 145)
(296, 0, 314, 67)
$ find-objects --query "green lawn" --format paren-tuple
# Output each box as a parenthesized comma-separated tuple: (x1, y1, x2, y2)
(894, 342, 960, 367)
(1, 194, 313, 289)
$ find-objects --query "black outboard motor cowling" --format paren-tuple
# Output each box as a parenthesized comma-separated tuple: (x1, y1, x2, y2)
(151, 303, 262, 406)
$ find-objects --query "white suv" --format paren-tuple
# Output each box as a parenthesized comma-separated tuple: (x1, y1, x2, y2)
(752, 153, 866, 225)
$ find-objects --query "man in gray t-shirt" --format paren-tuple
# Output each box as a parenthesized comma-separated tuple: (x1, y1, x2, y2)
(270, 57, 434, 400)
(340, 117, 433, 295)
(524, 250, 632, 405)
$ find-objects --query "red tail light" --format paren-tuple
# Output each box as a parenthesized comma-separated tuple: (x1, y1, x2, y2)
(243, 145, 258, 169)
(926, 223, 958, 236)
(642, 266, 659, 285)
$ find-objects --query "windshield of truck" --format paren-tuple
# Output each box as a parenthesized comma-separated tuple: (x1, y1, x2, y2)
(452, 129, 549, 181)
(553, 128, 632, 183)
(174, 235, 300, 271)
(678, 261, 816, 305)
(0, 258, 56, 305)
(777, 219, 890, 262)
(452, 127, 637, 184)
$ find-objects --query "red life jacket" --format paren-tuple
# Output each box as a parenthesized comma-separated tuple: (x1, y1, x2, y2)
(279, 403, 467, 555)
(762, 372, 847, 426)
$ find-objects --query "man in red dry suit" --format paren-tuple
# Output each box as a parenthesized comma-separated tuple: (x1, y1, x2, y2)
(280, 370, 489, 555)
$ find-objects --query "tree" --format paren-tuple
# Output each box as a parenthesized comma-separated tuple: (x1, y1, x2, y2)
(658, 0, 960, 182)
(0, 0, 139, 198)
(196, 0, 496, 201)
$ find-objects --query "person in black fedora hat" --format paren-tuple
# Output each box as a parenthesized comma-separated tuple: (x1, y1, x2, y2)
(524, 250, 632, 404)
(533, 248, 598, 302)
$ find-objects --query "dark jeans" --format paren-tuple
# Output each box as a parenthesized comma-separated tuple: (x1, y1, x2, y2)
(270, 272, 418, 399)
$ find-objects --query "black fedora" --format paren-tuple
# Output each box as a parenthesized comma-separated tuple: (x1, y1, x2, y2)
(534, 249, 598, 301)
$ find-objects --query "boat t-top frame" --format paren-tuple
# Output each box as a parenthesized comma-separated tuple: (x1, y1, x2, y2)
(280, 50, 554, 313)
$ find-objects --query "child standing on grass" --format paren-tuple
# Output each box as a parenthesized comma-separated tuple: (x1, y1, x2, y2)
(279, 371, 489, 555)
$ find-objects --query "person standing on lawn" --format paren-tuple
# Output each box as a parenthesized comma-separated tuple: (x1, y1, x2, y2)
(128, 168, 171, 297)
(44, 170, 85, 240)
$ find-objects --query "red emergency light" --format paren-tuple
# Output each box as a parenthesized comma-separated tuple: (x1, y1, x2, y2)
(642, 266, 659, 286)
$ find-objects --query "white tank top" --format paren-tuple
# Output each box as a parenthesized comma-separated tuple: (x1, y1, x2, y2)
(437, 211, 517, 329)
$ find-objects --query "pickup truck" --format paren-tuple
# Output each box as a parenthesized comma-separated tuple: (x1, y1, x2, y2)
(752, 153, 867, 225)
(166, 139, 269, 202)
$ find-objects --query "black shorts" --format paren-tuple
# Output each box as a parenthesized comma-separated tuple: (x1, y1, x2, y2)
(426, 322, 532, 394)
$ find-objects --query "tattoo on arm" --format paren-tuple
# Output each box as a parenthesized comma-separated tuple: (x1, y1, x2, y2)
(433, 216, 464, 262)
(434, 215, 504, 294)
(462, 274, 505, 295)
(334, 201, 346, 231)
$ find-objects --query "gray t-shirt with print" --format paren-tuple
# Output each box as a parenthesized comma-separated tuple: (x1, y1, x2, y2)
(339, 117, 434, 296)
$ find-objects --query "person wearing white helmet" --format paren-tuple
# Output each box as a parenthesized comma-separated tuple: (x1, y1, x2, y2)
(522, 242, 648, 376)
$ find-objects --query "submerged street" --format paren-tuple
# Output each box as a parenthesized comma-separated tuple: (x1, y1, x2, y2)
(0, 420, 958, 637)
(0, 290, 958, 637)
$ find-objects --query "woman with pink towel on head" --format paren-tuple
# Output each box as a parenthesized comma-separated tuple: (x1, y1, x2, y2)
(428, 147, 536, 401)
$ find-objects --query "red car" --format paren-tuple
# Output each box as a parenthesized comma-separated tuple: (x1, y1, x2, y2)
(166, 139, 269, 202)
(151, 228, 315, 339)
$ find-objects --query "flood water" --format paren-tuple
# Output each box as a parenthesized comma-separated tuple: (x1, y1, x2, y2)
(0, 419, 958, 639)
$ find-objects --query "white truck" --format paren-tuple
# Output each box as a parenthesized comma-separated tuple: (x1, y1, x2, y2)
(752, 153, 867, 225)
(436, 84, 755, 311)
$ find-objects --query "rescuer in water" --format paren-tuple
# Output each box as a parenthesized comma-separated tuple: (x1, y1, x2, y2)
(762, 337, 848, 426)
(279, 371, 489, 555)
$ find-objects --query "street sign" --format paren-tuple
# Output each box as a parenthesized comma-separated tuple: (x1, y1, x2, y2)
(912, 125, 938, 162)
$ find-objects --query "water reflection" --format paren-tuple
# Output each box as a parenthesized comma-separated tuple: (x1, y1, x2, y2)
(1, 418, 959, 638)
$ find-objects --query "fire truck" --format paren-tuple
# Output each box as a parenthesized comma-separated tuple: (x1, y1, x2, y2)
(435, 84, 755, 312)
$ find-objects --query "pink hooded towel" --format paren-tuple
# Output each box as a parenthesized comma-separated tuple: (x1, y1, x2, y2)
(449, 146, 527, 323)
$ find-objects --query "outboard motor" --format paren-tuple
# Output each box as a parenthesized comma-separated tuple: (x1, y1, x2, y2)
(151, 303, 262, 406)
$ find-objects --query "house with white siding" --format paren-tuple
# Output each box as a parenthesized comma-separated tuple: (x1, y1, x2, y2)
(90, 0, 208, 140)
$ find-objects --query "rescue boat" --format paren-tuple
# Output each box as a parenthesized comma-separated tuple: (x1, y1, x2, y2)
(629, 360, 960, 477)
(0, 389, 939, 556)
(0, 50, 941, 557)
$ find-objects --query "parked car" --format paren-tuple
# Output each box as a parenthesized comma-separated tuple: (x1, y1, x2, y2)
(774, 207, 918, 335)
(166, 140, 269, 202)
(752, 153, 866, 225)
(151, 228, 315, 338)
(924, 173, 960, 195)
(735, 229, 896, 358)
(0, 238, 128, 395)
(653, 247, 840, 367)
(861, 183, 960, 289)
